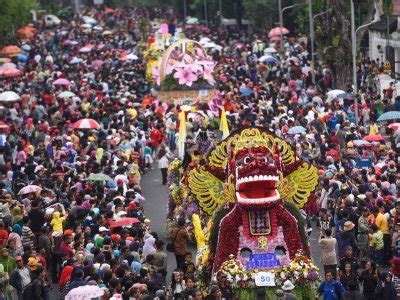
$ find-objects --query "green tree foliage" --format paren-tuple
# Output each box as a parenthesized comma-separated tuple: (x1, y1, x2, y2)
(0, 0, 36, 45)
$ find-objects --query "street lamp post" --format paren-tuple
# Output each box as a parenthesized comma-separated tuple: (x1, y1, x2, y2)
(310, 8, 332, 85)
(351, 0, 380, 126)
(184, 0, 187, 20)
(309, 0, 315, 84)
(279, 3, 304, 58)
(204, 0, 208, 27)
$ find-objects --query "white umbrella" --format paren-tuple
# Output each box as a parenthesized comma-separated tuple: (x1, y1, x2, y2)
(327, 89, 345, 99)
(82, 16, 97, 24)
(58, 91, 76, 98)
(126, 53, 139, 60)
(0, 63, 17, 69)
(70, 57, 83, 64)
(0, 91, 20, 102)
(66, 285, 104, 300)
(93, 25, 103, 31)
(18, 185, 42, 195)
(203, 42, 223, 51)
(264, 47, 277, 54)
(81, 23, 92, 29)
(199, 37, 211, 44)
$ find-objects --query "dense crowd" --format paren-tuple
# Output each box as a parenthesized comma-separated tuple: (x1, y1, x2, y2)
(1, 3, 400, 300)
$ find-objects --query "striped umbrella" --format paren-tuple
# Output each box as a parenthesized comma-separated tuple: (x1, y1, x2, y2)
(73, 118, 100, 129)
(377, 111, 400, 122)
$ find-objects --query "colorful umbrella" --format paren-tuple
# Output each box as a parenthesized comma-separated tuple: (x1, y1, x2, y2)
(352, 140, 372, 147)
(377, 111, 400, 122)
(53, 78, 71, 86)
(268, 27, 289, 38)
(388, 123, 400, 131)
(363, 135, 385, 142)
(18, 185, 42, 195)
(91, 60, 104, 68)
(287, 126, 307, 135)
(73, 118, 100, 129)
(65, 285, 104, 300)
(110, 218, 141, 228)
(88, 173, 113, 182)
(0, 46, 22, 56)
(0, 91, 20, 102)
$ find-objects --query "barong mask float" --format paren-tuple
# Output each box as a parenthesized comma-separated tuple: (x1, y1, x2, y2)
(188, 127, 319, 274)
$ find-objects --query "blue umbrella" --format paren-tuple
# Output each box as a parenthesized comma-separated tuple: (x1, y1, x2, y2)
(107, 180, 117, 188)
(239, 86, 253, 96)
(21, 44, 31, 51)
(287, 126, 307, 135)
(377, 111, 400, 122)
(18, 54, 28, 62)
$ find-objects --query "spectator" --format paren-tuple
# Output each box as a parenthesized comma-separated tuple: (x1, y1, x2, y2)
(359, 260, 379, 300)
(319, 228, 338, 278)
(374, 272, 397, 299)
(172, 218, 190, 270)
(317, 271, 345, 300)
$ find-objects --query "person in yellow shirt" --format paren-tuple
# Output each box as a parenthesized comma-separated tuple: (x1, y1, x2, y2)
(369, 122, 379, 136)
(371, 206, 391, 265)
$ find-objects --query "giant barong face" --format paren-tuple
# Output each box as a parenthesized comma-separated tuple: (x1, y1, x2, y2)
(234, 148, 281, 205)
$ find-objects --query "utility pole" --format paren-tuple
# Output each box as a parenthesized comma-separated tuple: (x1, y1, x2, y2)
(204, 0, 208, 27)
(309, 0, 315, 84)
(218, 0, 223, 34)
(184, 0, 187, 21)
(278, 0, 283, 58)
(350, 0, 358, 125)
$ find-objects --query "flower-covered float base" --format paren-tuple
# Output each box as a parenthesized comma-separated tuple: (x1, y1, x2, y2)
(214, 252, 319, 300)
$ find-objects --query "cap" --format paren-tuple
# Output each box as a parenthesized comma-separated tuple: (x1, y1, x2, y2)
(99, 226, 109, 232)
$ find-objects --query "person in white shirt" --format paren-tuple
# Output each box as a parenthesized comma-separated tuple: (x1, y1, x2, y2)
(158, 147, 169, 185)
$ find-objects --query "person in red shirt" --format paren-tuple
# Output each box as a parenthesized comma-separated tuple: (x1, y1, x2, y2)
(59, 235, 74, 259)
(150, 125, 162, 149)
(0, 221, 9, 248)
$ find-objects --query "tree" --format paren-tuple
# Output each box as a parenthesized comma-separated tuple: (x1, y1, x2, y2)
(0, 0, 36, 45)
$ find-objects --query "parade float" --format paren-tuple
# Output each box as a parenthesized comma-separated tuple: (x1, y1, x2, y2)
(167, 127, 320, 299)
(153, 39, 216, 103)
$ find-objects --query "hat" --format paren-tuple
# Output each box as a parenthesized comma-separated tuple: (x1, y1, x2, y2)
(99, 226, 109, 232)
(357, 194, 366, 200)
(28, 257, 39, 270)
(343, 221, 355, 231)
(281, 280, 295, 291)
(275, 289, 285, 297)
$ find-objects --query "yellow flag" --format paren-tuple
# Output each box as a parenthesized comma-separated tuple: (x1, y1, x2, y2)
(220, 107, 230, 140)
(178, 110, 186, 159)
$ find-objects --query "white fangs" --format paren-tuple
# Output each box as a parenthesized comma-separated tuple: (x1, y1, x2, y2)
(236, 191, 281, 204)
(235, 175, 279, 189)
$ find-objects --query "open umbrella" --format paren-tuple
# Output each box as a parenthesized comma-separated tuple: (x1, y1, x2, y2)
(261, 56, 279, 64)
(352, 140, 372, 147)
(18, 54, 28, 62)
(268, 27, 289, 38)
(0, 63, 17, 69)
(53, 78, 71, 86)
(0, 91, 20, 102)
(93, 25, 103, 31)
(66, 285, 104, 300)
(73, 118, 100, 129)
(199, 37, 211, 44)
(58, 91, 76, 98)
(377, 111, 400, 122)
(264, 47, 277, 54)
(186, 17, 199, 24)
(70, 57, 83, 64)
(0, 68, 21, 78)
(126, 53, 138, 60)
(110, 218, 141, 228)
(287, 126, 307, 135)
(79, 44, 94, 53)
(327, 89, 345, 99)
(388, 123, 400, 131)
(18, 185, 42, 195)
(88, 173, 113, 182)
(103, 30, 112, 35)
(0, 46, 22, 56)
(363, 135, 385, 142)
(91, 60, 104, 68)
(82, 16, 97, 25)
(337, 92, 353, 99)
(21, 44, 31, 51)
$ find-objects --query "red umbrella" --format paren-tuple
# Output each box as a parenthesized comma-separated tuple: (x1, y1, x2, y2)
(110, 218, 140, 228)
(91, 60, 104, 68)
(73, 118, 100, 129)
(363, 135, 385, 142)
(268, 27, 289, 38)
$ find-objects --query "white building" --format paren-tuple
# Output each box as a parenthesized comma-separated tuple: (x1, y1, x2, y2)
(369, 1, 400, 74)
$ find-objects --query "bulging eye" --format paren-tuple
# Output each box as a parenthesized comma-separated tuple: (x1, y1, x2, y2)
(244, 157, 251, 164)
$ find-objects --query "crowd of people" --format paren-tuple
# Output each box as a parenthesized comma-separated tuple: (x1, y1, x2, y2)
(1, 3, 400, 300)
